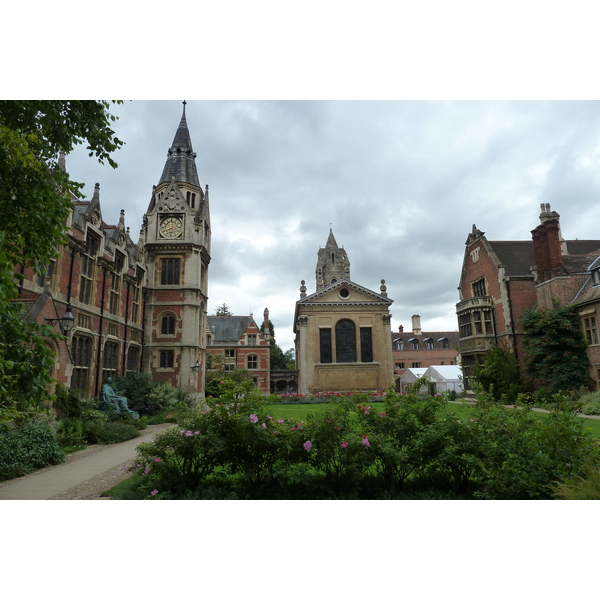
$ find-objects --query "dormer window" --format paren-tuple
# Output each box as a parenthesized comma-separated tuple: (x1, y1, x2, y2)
(423, 337, 434, 350)
(592, 268, 600, 286)
(409, 338, 419, 350)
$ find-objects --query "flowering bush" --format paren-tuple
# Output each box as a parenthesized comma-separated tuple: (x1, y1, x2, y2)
(121, 382, 600, 500)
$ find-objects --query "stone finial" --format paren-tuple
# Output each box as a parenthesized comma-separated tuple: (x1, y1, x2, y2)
(380, 279, 387, 297)
(300, 280, 307, 299)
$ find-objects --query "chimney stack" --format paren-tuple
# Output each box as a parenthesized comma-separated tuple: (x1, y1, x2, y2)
(411, 315, 422, 335)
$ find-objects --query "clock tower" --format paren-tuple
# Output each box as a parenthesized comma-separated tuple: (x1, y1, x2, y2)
(141, 102, 211, 396)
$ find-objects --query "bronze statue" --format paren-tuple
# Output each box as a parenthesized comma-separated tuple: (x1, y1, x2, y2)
(101, 377, 138, 418)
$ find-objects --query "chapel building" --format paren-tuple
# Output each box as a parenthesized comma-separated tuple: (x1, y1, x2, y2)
(294, 230, 395, 394)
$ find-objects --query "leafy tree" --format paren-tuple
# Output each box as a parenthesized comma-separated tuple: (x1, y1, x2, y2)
(520, 302, 593, 393)
(471, 343, 524, 404)
(214, 303, 233, 316)
(0, 101, 123, 421)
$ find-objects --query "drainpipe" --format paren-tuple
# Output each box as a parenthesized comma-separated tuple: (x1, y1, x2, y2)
(122, 280, 131, 375)
(95, 266, 107, 397)
(505, 279, 519, 362)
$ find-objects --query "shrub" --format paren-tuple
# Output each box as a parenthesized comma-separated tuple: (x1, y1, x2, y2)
(84, 421, 139, 445)
(114, 374, 181, 416)
(0, 422, 65, 481)
(53, 384, 85, 419)
(551, 465, 600, 499)
(56, 417, 86, 452)
(121, 381, 600, 500)
(472, 344, 524, 404)
(580, 391, 600, 415)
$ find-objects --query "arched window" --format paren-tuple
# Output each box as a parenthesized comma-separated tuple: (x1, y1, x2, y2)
(160, 350, 174, 369)
(161, 314, 176, 335)
(103, 341, 119, 381)
(72, 335, 92, 393)
(336, 319, 356, 363)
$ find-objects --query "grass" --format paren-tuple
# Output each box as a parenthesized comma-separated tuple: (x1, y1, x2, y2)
(269, 401, 600, 439)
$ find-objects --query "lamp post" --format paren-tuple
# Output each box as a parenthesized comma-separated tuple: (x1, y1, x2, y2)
(46, 305, 75, 334)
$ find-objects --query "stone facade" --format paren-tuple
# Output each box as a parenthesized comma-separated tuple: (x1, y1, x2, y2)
(294, 230, 394, 394)
(140, 104, 211, 396)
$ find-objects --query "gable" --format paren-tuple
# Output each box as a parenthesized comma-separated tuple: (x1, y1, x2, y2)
(298, 280, 392, 306)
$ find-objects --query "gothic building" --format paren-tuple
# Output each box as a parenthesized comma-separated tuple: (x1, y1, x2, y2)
(15, 174, 146, 398)
(140, 103, 211, 394)
(15, 103, 210, 398)
(294, 230, 394, 394)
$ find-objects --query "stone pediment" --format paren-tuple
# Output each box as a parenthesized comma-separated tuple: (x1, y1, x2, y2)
(157, 182, 186, 213)
(298, 279, 392, 306)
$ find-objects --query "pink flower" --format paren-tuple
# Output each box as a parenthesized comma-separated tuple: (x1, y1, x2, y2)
(340, 441, 349, 449)
(334, 426, 340, 431)
(185, 431, 193, 437)
(277, 419, 284, 424)
(273, 431, 278, 435)
(179, 429, 185, 434)
(303, 440, 313, 451)
(261, 423, 267, 429)
(154, 457, 161, 462)
(267, 415, 273, 421)
(194, 430, 200, 435)
(165, 414, 172, 419)
(362, 437, 371, 447)
(380, 412, 386, 417)
(150, 489, 159, 496)
(144, 466, 150, 474)
(249, 414, 259, 423)
(290, 427, 296, 431)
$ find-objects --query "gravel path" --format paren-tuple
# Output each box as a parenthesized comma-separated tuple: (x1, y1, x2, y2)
(0, 423, 170, 500)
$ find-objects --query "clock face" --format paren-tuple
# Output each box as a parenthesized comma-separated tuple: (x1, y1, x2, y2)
(160, 216, 183, 238)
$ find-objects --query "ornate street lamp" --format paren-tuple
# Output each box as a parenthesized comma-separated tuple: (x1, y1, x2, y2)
(46, 305, 75, 334)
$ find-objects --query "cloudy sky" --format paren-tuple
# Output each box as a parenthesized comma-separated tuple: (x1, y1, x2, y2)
(65, 100, 600, 351)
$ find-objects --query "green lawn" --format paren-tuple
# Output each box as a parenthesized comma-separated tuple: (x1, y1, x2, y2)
(269, 401, 600, 438)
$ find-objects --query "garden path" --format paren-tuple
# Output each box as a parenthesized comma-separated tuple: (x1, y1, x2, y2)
(0, 423, 172, 500)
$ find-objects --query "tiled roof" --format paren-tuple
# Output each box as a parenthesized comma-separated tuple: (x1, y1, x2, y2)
(207, 316, 253, 343)
(391, 330, 460, 347)
(158, 105, 200, 188)
(488, 241, 536, 277)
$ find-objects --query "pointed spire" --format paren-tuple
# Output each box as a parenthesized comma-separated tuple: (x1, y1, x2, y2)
(158, 102, 200, 187)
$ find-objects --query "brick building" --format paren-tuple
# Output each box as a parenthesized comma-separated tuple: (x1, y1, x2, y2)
(206, 309, 271, 395)
(14, 103, 211, 399)
(457, 203, 600, 389)
(391, 314, 460, 391)
(14, 171, 146, 397)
